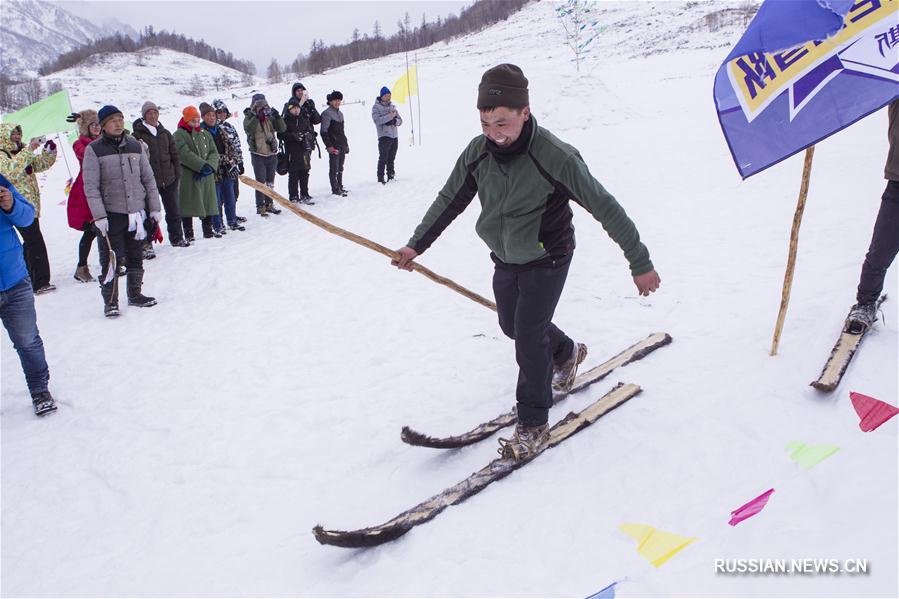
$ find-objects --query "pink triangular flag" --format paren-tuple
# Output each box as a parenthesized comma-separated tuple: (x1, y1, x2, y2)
(729, 488, 774, 526)
(850, 392, 899, 432)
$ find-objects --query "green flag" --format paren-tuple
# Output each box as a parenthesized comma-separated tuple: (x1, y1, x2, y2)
(0, 89, 75, 140)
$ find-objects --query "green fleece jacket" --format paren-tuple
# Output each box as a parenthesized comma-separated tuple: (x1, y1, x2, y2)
(408, 117, 653, 274)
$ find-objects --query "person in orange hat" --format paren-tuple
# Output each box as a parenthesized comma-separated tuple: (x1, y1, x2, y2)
(173, 105, 220, 240)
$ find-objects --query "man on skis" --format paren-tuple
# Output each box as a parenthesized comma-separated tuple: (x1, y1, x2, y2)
(392, 64, 660, 461)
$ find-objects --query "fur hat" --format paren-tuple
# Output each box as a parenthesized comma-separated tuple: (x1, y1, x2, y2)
(477, 63, 529, 110)
(250, 93, 268, 112)
(182, 105, 201, 122)
(326, 90, 343, 103)
(141, 101, 159, 118)
(78, 109, 99, 137)
(98, 105, 123, 127)
(212, 98, 230, 114)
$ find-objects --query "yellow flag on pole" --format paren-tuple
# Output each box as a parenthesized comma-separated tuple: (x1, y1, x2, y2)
(391, 65, 419, 105)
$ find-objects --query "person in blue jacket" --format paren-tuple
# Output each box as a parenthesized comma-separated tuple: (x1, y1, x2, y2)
(0, 174, 55, 416)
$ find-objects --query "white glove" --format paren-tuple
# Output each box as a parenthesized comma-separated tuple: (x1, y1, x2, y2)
(149, 210, 162, 223)
(94, 217, 108, 237)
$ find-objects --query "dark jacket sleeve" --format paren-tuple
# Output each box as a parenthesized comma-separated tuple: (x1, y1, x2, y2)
(407, 143, 480, 254)
(270, 112, 287, 134)
(167, 130, 181, 179)
(320, 110, 333, 147)
(557, 153, 653, 276)
(138, 145, 161, 213)
(306, 101, 321, 126)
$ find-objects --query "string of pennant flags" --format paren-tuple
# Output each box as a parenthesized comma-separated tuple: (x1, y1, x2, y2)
(584, 389, 896, 598)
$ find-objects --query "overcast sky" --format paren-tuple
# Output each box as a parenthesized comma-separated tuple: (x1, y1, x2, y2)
(56, 0, 472, 73)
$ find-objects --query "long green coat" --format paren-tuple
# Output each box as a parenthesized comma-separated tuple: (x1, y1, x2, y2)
(174, 124, 220, 218)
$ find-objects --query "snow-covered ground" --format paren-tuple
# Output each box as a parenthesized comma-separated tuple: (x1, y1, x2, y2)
(2, 1, 896, 597)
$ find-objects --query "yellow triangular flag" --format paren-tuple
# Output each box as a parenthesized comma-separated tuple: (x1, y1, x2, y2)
(391, 65, 419, 105)
(618, 523, 697, 567)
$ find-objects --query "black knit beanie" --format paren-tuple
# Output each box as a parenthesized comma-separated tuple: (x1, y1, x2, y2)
(477, 64, 529, 110)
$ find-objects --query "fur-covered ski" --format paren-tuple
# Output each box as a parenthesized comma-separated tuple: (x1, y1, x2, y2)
(811, 295, 887, 393)
(313, 382, 642, 548)
(401, 332, 671, 448)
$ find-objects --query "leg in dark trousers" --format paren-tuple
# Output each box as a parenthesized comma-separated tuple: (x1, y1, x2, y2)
(386, 137, 398, 180)
(857, 181, 899, 304)
(15, 218, 51, 290)
(287, 148, 302, 200)
(159, 181, 184, 244)
(492, 254, 575, 427)
(201, 217, 214, 238)
(377, 136, 391, 182)
(78, 226, 96, 267)
(220, 176, 238, 226)
(329, 152, 342, 193)
(0, 277, 50, 395)
(336, 152, 346, 191)
(122, 226, 150, 306)
(98, 213, 130, 309)
(251, 153, 276, 208)
(182, 217, 195, 241)
(299, 151, 311, 198)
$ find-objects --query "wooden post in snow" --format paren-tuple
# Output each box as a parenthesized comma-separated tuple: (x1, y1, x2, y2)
(770, 146, 815, 356)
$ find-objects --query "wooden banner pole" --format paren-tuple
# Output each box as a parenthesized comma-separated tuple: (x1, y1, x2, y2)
(770, 145, 815, 356)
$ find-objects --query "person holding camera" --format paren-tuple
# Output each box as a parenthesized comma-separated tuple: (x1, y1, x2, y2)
(371, 86, 402, 185)
(82, 105, 162, 318)
(321, 90, 349, 197)
(243, 93, 285, 216)
(0, 123, 58, 295)
(279, 82, 321, 204)
(0, 175, 56, 416)
(175, 105, 221, 240)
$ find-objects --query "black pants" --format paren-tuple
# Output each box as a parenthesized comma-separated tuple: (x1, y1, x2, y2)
(182, 217, 213, 238)
(857, 180, 899, 304)
(78, 226, 96, 267)
(492, 253, 575, 427)
(287, 148, 311, 198)
(251, 154, 278, 207)
(377, 136, 398, 182)
(16, 217, 51, 290)
(329, 151, 346, 192)
(159, 181, 184, 244)
(97, 213, 144, 304)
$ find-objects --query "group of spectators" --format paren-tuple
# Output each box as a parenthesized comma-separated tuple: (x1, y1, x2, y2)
(0, 80, 405, 417)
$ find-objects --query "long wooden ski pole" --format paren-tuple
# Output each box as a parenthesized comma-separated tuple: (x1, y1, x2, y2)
(239, 176, 497, 312)
(770, 145, 815, 356)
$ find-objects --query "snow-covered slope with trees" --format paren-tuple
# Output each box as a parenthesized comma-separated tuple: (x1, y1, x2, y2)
(0, 0, 136, 78)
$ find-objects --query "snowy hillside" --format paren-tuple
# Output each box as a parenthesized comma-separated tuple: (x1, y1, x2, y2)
(2, 1, 896, 597)
(40, 46, 259, 117)
(0, 0, 136, 78)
